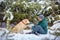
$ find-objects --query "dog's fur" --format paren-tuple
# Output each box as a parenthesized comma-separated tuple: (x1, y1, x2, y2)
(12, 19, 30, 33)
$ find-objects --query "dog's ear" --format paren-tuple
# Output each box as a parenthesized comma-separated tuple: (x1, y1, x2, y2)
(22, 19, 30, 24)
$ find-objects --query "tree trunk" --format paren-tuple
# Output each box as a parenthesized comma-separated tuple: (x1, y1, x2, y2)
(51, 0, 55, 15)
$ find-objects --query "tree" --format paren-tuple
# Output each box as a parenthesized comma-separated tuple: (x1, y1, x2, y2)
(1, 0, 60, 27)
(4, 0, 41, 23)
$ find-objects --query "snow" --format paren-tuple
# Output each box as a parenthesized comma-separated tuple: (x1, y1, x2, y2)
(5, 29, 52, 40)
(3, 8, 14, 21)
(53, 20, 60, 24)
(7, 33, 47, 40)
(46, 6, 52, 10)
(56, 30, 60, 33)
(14, 34, 40, 40)
(23, 30, 32, 34)
(0, 28, 60, 40)
(55, 36, 60, 40)
(50, 20, 60, 34)
(6, 30, 57, 40)
(57, 0, 60, 3)
(39, 1, 45, 4)
(0, 0, 4, 2)
(12, 1, 16, 4)
(0, 28, 9, 33)
(50, 23, 60, 30)
(0, 21, 60, 40)
(0, 28, 9, 40)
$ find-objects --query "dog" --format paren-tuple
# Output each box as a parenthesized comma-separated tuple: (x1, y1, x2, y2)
(12, 19, 30, 33)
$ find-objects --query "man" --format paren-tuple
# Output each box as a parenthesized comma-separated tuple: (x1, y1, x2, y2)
(31, 15, 48, 35)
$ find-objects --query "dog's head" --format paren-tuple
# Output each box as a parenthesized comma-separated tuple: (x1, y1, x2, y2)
(22, 19, 30, 25)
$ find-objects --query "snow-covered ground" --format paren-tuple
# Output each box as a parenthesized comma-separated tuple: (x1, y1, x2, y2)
(0, 30, 60, 40)
(6, 29, 60, 40)
(0, 20, 60, 40)
(0, 29, 59, 40)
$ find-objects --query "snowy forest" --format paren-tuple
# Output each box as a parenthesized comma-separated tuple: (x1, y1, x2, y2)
(0, 0, 60, 40)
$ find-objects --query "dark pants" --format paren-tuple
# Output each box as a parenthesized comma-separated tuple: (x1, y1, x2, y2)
(32, 25, 46, 34)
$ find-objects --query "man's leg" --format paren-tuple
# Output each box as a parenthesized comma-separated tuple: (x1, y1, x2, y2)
(32, 25, 46, 34)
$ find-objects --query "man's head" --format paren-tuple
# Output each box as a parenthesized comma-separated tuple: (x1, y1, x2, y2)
(38, 15, 44, 21)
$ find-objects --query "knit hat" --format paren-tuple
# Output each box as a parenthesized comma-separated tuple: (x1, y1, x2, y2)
(38, 15, 44, 19)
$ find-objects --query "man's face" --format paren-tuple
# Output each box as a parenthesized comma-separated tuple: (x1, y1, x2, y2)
(38, 17, 42, 21)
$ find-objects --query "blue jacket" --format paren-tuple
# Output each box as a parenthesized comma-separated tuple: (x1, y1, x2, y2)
(37, 18, 48, 34)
